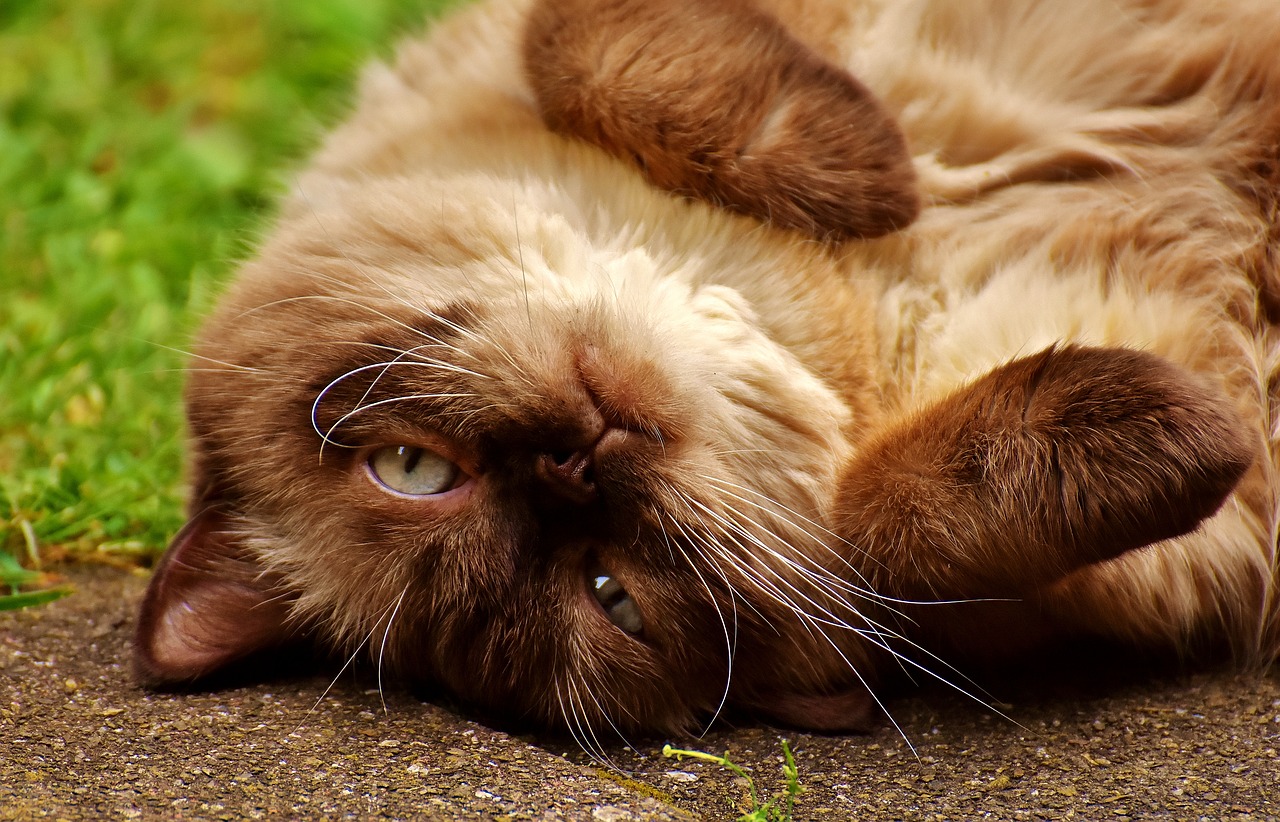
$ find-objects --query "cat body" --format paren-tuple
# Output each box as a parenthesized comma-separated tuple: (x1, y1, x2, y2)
(137, 0, 1280, 736)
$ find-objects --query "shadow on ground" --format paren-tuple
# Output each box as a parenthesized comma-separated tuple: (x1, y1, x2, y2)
(3, 566, 1278, 820)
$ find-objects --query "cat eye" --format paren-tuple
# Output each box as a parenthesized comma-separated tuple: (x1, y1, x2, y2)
(367, 445, 461, 496)
(592, 572, 644, 635)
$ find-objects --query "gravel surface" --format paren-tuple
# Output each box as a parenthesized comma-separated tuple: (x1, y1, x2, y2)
(3, 565, 1279, 820)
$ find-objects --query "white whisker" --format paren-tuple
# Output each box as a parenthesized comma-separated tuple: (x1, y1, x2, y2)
(239, 292, 476, 356)
(295, 594, 403, 734)
(652, 517, 737, 735)
(706, 475, 1008, 608)
(580, 677, 638, 772)
(148, 342, 263, 373)
(313, 391, 478, 453)
(512, 197, 533, 329)
(376, 586, 409, 715)
(701, 495, 996, 689)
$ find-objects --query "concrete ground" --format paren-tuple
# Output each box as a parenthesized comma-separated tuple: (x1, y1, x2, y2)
(3, 565, 1278, 820)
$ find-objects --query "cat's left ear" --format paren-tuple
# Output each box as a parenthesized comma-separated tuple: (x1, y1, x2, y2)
(134, 507, 300, 687)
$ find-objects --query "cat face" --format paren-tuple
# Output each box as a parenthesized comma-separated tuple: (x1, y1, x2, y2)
(135, 178, 874, 734)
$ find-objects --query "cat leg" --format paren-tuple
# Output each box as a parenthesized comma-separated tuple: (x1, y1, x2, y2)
(916, 507, 1276, 666)
(1038, 505, 1278, 661)
(522, 0, 919, 239)
(832, 344, 1254, 602)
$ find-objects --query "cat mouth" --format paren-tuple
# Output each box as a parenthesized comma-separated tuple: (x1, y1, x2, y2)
(586, 560, 644, 637)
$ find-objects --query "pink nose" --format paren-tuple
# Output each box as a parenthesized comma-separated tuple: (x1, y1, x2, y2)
(535, 448, 598, 505)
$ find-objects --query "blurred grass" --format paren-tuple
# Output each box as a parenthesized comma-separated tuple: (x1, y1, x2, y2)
(0, 0, 461, 596)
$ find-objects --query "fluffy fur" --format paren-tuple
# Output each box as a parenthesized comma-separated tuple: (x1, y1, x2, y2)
(136, 0, 1280, 739)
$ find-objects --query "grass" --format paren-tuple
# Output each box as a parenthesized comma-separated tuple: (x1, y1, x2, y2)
(663, 741, 804, 821)
(0, 0, 462, 605)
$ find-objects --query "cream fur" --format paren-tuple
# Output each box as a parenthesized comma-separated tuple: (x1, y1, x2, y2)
(276, 0, 1280, 659)
(141, 0, 1280, 734)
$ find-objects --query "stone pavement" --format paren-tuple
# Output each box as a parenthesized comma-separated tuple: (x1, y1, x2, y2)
(3, 565, 1278, 820)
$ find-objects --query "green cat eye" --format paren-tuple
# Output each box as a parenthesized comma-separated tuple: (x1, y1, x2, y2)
(367, 445, 459, 496)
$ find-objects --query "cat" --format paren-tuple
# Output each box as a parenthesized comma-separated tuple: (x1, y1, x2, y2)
(135, 0, 1280, 739)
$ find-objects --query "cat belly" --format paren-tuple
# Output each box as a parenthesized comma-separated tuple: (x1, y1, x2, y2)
(811, 0, 1280, 661)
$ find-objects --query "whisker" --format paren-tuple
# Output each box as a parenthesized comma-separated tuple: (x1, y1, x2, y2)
(147, 342, 263, 373)
(335, 339, 483, 368)
(667, 517, 786, 628)
(310, 350, 485, 455)
(376, 586, 409, 715)
(175, 367, 302, 381)
(239, 292, 478, 357)
(327, 357, 492, 386)
(333, 345, 486, 458)
(701, 497, 994, 682)
(567, 677, 620, 770)
(313, 391, 478, 453)
(683, 496, 866, 631)
(682, 515, 924, 750)
(512, 196, 533, 329)
(294, 595, 402, 734)
(575, 683, 624, 772)
(702, 495, 919, 631)
(701, 475, 890, 582)
(555, 681, 589, 762)
(651, 516, 737, 734)
(671, 482, 1021, 750)
(580, 677, 637, 772)
(707, 475, 1009, 608)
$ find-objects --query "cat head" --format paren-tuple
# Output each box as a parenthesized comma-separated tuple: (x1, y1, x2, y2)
(134, 175, 887, 735)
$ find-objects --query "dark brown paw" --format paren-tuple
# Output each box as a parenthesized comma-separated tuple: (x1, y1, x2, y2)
(524, 0, 919, 240)
(835, 345, 1254, 598)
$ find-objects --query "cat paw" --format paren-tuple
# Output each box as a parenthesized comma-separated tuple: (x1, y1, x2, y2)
(836, 345, 1255, 598)
(524, 0, 919, 240)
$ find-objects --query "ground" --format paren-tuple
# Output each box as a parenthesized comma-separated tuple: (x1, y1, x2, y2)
(3, 565, 1278, 820)
(4, 3, 1279, 817)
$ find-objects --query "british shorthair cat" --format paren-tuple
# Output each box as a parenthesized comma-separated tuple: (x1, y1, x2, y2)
(136, 0, 1280, 737)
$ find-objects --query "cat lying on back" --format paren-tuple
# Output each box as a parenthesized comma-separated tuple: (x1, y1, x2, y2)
(136, 0, 1280, 737)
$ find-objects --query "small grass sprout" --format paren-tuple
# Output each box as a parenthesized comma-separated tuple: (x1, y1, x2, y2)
(662, 739, 803, 821)
(0, 551, 70, 611)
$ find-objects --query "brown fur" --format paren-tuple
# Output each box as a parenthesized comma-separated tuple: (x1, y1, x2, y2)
(136, 0, 1280, 738)
(523, 0, 920, 239)
(836, 345, 1253, 600)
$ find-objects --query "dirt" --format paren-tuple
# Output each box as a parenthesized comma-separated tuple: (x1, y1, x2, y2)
(3, 565, 1278, 820)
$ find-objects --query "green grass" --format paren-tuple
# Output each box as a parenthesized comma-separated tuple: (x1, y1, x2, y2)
(664, 741, 804, 821)
(0, 0, 461, 603)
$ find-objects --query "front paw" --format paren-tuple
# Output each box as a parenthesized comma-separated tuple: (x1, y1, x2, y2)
(523, 0, 919, 240)
(835, 345, 1254, 598)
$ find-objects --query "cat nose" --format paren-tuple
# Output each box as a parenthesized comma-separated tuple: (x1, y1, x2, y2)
(535, 447, 598, 505)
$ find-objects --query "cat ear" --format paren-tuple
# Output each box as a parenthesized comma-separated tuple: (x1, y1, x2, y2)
(835, 345, 1255, 600)
(524, 0, 919, 240)
(134, 507, 299, 686)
